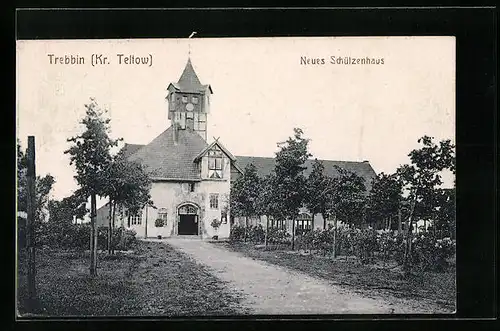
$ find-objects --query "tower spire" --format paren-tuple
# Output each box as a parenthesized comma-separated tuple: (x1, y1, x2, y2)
(188, 31, 197, 58)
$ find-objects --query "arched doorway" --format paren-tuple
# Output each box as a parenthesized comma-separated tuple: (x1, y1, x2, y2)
(177, 203, 199, 235)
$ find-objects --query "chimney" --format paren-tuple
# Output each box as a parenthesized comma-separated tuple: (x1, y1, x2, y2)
(173, 122, 179, 144)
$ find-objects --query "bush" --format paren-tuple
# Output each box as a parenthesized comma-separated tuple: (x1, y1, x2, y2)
(34, 221, 137, 252)
(211, 218, 222, 229)
(352, 228, 379, 264)
(247, 225, 265, 243)
(154, 218, 165, 227)
(409, 233, 455, 272)
(266, 227, 291, 245)
(229, 224, 246, 241)
(296, 228, 332, 255)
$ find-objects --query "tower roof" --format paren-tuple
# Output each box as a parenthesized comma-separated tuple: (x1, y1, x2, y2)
(168, 58, 213, 94)
(175, 58, 202, 92)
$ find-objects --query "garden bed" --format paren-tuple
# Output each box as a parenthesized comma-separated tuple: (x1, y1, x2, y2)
(217, 241, 456, 311)
(17, 241, 247, 317)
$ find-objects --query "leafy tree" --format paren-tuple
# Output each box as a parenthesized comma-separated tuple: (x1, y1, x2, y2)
(229, 163, 261, 242)
(396, 135, 455, 271)
(17, 140, 56, 226)
(45, 190, 88, 246)
(328, 166, 367, 226)
(257, 172, 287, 248)
(304, 159, 331, 230)
(64, 98, 120, 276)
(273, 128, 311, 250)
(327, 166, 367, 257)
(366, 172, 403, 230)
(431, 187, 456, 239)
(17, 141, 28, 212)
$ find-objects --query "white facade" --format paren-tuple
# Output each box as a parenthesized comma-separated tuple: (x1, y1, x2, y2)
(100, 149, 233, 240)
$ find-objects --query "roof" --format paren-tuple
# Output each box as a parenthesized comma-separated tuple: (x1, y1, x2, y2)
(119, 140, 377, 188)
(233, 156, 378, 191)
(126, 126, 208, 180)
(119, 143, 144, 158)
(169, 58, 213, 94)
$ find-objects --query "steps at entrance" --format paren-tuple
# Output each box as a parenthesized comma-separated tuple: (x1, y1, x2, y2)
(175, 235, 201, 240)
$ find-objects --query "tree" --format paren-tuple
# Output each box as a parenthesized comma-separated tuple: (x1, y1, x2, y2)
(229, 163, 261, 242)
(366, 172, 403, 230)
(17, 140, 28, 212)
(64, 98, 120, 276)
(396, 135, 455, 271)
(17, 140, 56, 244)
(257, 172, 286, 248)
(46, 190, 88, 247)
(17, 140, 55, 222)
(329, 166, 367, 226)
(273, 128, 311, 250)
(327, 166, 367, 258)
(304, 159, 331, 230)
(431, 187, 456, 239)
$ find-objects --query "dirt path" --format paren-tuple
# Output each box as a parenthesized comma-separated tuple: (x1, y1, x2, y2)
(154, 238, 446, 314)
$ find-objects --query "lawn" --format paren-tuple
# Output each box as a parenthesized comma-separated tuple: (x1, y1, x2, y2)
(214, 241, 456, 312)
(17, 241, 248, 317)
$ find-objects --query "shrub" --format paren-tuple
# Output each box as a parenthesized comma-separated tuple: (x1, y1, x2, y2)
(409, 233, 455, 272)
(266, 227, 291, 246)
(35, 221, 137, 252)
(114, 227, 137, 251)
(229, 224, 245, 241)
(211, 218, 222, 229)
(154, 218, 165, 227)
(352, 228, 379, 264)
(247, 224, 265, 243)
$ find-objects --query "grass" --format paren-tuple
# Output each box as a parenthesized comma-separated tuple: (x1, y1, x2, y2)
(215, 241, 456, 311)
(17, 241, 248, 317)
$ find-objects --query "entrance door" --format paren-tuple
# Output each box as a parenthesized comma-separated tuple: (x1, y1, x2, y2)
(178, 215, 198, 235)
(178, 204, 199, 235)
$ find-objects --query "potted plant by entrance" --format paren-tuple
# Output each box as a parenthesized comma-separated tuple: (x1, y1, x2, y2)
(155, 218, 165, 239)
(211, 218, 222, 240)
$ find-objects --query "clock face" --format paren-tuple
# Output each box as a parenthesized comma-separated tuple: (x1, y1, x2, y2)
(186, 103, 194, 111)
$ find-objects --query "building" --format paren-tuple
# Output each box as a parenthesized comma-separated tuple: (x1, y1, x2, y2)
(96, 58, 377, 239)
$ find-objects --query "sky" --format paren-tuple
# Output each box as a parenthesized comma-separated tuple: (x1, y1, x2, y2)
(16, 37, 455, 205)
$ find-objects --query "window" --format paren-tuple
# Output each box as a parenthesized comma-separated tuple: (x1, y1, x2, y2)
(192, 96, 198, 104)
(170, 93, 176, 105)
(182, 95, 188, 103)
(210, 194, 219, 209)
(221, 210, 227, 224)
(186, 111, 194, 119)
(208, 145, 223, 178)
(189, 183, 195, 192)
(179, 112, 186, 129)
(179, 205, 197, 215)
(269, 217, 286, 230)
(130, 210, 142, 226)
(296, 213, 312, 235)
(157, 208, 167, 227)
(197, 113, 206, 131)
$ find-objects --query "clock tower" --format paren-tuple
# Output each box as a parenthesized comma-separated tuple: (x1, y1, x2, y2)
(167, 58, 213, 141)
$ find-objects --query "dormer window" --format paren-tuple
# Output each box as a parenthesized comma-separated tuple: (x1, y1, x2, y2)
(208, 145, 223, 179)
